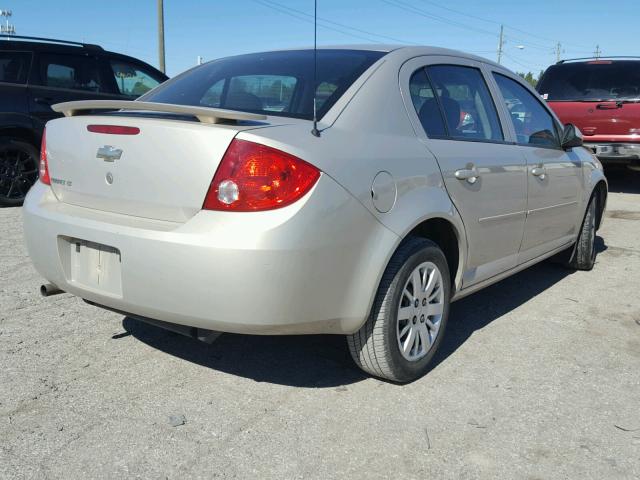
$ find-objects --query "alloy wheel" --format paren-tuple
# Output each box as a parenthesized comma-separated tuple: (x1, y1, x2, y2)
(396, 261, 445, 361)
(0, 147, 38, 201)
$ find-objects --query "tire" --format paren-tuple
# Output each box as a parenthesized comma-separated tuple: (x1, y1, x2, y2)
(347, 237, 451, 383)
(564, 194, 597, 271)
(0, 138, 40, 207)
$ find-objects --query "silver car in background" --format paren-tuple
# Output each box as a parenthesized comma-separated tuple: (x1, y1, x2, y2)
(23, 46, 607, 382)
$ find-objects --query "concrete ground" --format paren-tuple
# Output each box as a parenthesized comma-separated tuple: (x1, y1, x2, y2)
(1, 169, 639, 479)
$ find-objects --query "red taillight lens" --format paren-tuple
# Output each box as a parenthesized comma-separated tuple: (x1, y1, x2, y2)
(203, 139, 321, 212)
(87, 125, 140, 135)
(39, 128, 50, 185)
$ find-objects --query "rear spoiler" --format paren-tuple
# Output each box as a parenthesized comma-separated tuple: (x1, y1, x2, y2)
(51, 100, 267, 124)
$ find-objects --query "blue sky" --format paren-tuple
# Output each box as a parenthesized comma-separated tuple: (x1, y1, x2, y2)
(3, 0, 639, 77)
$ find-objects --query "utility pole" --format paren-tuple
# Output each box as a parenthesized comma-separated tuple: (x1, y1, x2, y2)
(0, 9, 15, 35)
(555, 42, 562, 63)
(157, 0, 165, 74)
(593, 45, 601, 59)
(497, 24, 504, 64)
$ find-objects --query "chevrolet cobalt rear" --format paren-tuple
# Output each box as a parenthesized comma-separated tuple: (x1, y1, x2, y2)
(24, 47, 607, 382)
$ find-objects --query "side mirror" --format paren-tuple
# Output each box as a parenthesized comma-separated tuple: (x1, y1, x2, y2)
(561, 123, 583, 149)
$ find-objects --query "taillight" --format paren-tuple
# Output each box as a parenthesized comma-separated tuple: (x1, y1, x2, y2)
(39, 128, 50, 185)
(87, 125, 140, 135)
(203, 139, 320, 212)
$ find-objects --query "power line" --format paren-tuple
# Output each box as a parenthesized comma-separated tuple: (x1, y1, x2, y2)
(381, 0, 498, 37)
(253, 0, 413, 45)
(261, 0, 414, 44)
(384, 0, 594, 56)
(382, 0, 553, 54)
(413, 0, 592, 50)
(503, 52, 548, 71)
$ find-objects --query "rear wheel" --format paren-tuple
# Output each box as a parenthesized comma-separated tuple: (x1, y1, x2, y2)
(0, 138, 39, 207)
(347, 237, 451, 383)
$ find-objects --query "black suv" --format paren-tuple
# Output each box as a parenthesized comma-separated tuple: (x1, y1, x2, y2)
(0, 35, 168, 206)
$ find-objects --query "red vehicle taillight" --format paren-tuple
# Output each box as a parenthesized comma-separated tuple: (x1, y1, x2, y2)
(39, 128, 50, 185)
(203, 139, 320, 212)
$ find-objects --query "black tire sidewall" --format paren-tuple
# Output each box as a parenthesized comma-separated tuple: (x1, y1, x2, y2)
(384, 241, 451, 382)
(0, 138, 40, 206)
(586, 197, 597, 266)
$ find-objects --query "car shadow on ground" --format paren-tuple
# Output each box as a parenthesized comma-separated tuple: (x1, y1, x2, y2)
(124, 238, 607, 387)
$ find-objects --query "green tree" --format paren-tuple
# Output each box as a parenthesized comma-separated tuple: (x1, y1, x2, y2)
(517, 71, 538, 88)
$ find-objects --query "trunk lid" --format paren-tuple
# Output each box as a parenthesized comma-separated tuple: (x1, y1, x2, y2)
(45, 115, 284, 222)
(547, 100, 640, 138)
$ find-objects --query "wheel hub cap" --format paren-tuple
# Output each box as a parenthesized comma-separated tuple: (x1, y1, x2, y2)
(396, 261, 445, 361)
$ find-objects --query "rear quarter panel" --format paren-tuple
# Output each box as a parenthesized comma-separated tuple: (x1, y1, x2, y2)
(239, 51, 467, 293)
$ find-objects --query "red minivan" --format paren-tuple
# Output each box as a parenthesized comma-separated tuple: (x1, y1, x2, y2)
(538, 58, 640, 169)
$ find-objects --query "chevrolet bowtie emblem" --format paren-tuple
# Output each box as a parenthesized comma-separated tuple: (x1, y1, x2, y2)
(96, 145, 123, 162)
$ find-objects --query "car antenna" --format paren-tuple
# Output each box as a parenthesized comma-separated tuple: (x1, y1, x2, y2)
(311, 0, 321, 137)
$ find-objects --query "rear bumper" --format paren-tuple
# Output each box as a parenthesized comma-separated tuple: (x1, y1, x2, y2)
(23, 179, 398, 335)
(584, 142, 640, 165)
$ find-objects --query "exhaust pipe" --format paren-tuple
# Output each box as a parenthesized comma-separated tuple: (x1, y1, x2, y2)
(40, 283, 64, 297)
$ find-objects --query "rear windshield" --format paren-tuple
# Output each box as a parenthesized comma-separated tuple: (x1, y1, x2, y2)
(538, 61, 640, 101)
(141, 49, 386, 120)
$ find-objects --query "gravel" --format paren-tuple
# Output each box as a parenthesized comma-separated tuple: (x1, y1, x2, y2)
(1, 169, 639, 479)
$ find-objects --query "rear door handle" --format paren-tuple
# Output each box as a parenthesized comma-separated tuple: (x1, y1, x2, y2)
(531, 166, 547, 179)
(596, 102, 622, 110)
(454, 167, 480, 184)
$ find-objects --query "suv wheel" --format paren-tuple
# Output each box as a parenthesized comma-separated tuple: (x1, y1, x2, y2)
(347, 237, 451, 383)
(0, 138, 40, 207)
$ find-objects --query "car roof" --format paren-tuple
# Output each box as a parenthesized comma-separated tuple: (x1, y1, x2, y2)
(0, 36, 104, 52)
(0, 35, 168, 80)
(232, 44, 502, 68)
(556, 56, 640, 65)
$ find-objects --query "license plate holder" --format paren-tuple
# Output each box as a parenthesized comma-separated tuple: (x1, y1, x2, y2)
(67, 239, 122, 297)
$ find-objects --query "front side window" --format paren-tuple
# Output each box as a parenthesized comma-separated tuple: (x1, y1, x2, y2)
(493, 73, 560, 148)
(0, 51, 31, 84)
(38, 54, 103, 92)
(110, 60, 163, 97)
(426, 65, 504, 142)
(142, 49, 385, 120)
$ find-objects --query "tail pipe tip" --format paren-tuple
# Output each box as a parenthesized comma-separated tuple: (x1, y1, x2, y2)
(40, 283, 64, 297)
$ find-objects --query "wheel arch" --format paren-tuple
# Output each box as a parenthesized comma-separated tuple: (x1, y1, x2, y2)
(0, 126, 40, 148)
(592, 180, 607, 231)
(398, 215, 465, 295)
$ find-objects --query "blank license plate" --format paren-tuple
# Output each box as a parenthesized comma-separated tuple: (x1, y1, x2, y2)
(69, 239, 122, 296)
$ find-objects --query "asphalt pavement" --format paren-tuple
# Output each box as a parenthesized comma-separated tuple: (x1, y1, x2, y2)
(1, 168, 639, 479)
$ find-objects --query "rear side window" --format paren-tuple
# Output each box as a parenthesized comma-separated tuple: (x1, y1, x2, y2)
(109, 60, 163, 97)
(0, 51, 31, 84)
(410, 65, 503, 142)
(493, 73, 560, 148)
(427, 65, 503, 142)
(38, 53, 104, 92)
(142, 49, 385, 120)
(410, 68, 446, 137)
